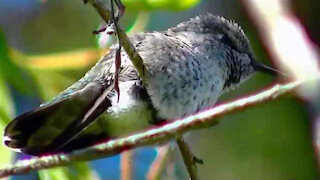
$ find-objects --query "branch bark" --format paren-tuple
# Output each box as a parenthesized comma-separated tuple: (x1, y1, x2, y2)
(0, 80, 302, 178)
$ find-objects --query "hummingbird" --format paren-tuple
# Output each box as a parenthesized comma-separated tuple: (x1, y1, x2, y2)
(3, 14, 280, 156)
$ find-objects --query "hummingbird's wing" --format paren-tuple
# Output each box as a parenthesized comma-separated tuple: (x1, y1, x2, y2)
(5, 32, 177, 155)
(3, 51, 120, 155)
(3, 32, 156, 156)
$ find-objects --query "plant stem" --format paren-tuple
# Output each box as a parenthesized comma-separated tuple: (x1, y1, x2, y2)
(176, 136, 199, 180)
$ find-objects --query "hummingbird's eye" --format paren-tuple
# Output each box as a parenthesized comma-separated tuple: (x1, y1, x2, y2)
(220, 34, 239, 53)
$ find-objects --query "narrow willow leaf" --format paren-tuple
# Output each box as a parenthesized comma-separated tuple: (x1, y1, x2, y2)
(10, 48, 104, 70)
(0, 75, 13, 164)
(39, 167, 70, 180)
(122, 0, 201, 11)
(0, 74, 13, 124)
(68, 162, 97, 180)
(29, 69, 82, 101)
(39, 163, 96, 180)
(0, 31, 34, 94)
(9, 48, 103, 101)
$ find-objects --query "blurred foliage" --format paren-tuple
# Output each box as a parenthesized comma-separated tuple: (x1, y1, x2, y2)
(39, 163, 95, 180)
(121, 0, 201, 11)
(292, 0, 320, 45)
(0, 75, 12, 165)
(0, 31, 35, 94)
(10, 49, 106, 100)
(0, 31, 13, 165)
(0, 72, 12, 125)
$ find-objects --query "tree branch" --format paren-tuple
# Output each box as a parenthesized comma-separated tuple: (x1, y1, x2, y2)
(0, 80, 303, 178)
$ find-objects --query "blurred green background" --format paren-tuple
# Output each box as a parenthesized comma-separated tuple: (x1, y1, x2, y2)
(0, 0, 319, 179)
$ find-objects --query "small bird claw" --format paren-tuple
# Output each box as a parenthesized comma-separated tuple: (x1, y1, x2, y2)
(93, 23, 116, 35)
(193, 156, 204, 165)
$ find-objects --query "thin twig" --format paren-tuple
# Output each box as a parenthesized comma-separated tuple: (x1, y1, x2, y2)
(146, 145, 171, 180)
(176, 136, 199, 180)
(120, 151, 133, 180)
(0, 81, 303, 178)
(84, 0, 148, 83)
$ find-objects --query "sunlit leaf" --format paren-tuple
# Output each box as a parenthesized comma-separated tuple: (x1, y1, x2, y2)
(0, 75, 12, 165)
(39, 163, 95, 180)
(68, 162, 97, 180)
(122, 0, 201, 11)
(43, 0, 201, 11)
(30, 69, 83, 101)
(0, 109, 10, 124)
(39, 167, 70, 180)
(8, 48, 106, 101)
(0, 127, 12, 165)
(10, 48, 105, 70)
(0, 74, 13, 124)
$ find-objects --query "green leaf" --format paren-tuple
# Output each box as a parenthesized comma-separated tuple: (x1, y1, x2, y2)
(122, 0, 201, 11)
(9, 48, 101, 101)
(0, 30, 35, 94)
(0, 127, 12, 164)
(68, 162, 95, 180)
(39, 167, 70, 180)
(29, 69, 83, 101)
(11, 48, 101, 70)
(0, 74, 13, 124)
(0, 75, 13, 164)
(38, 162, 94, 180)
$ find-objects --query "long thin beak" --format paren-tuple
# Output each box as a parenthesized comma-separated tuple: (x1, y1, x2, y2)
(251, 60, 287, 77)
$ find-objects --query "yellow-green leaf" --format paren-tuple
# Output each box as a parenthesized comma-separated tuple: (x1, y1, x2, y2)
(0, 30, 35, 94)
(122, 0, 201, 11)
(0, 75, 13, 164)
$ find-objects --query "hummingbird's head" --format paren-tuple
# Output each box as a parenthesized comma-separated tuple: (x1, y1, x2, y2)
(199, 14, 282, 76)
(170, 14, 281, 77)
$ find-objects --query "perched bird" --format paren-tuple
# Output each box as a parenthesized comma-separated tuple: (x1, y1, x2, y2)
(4, 14, 279, 156)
